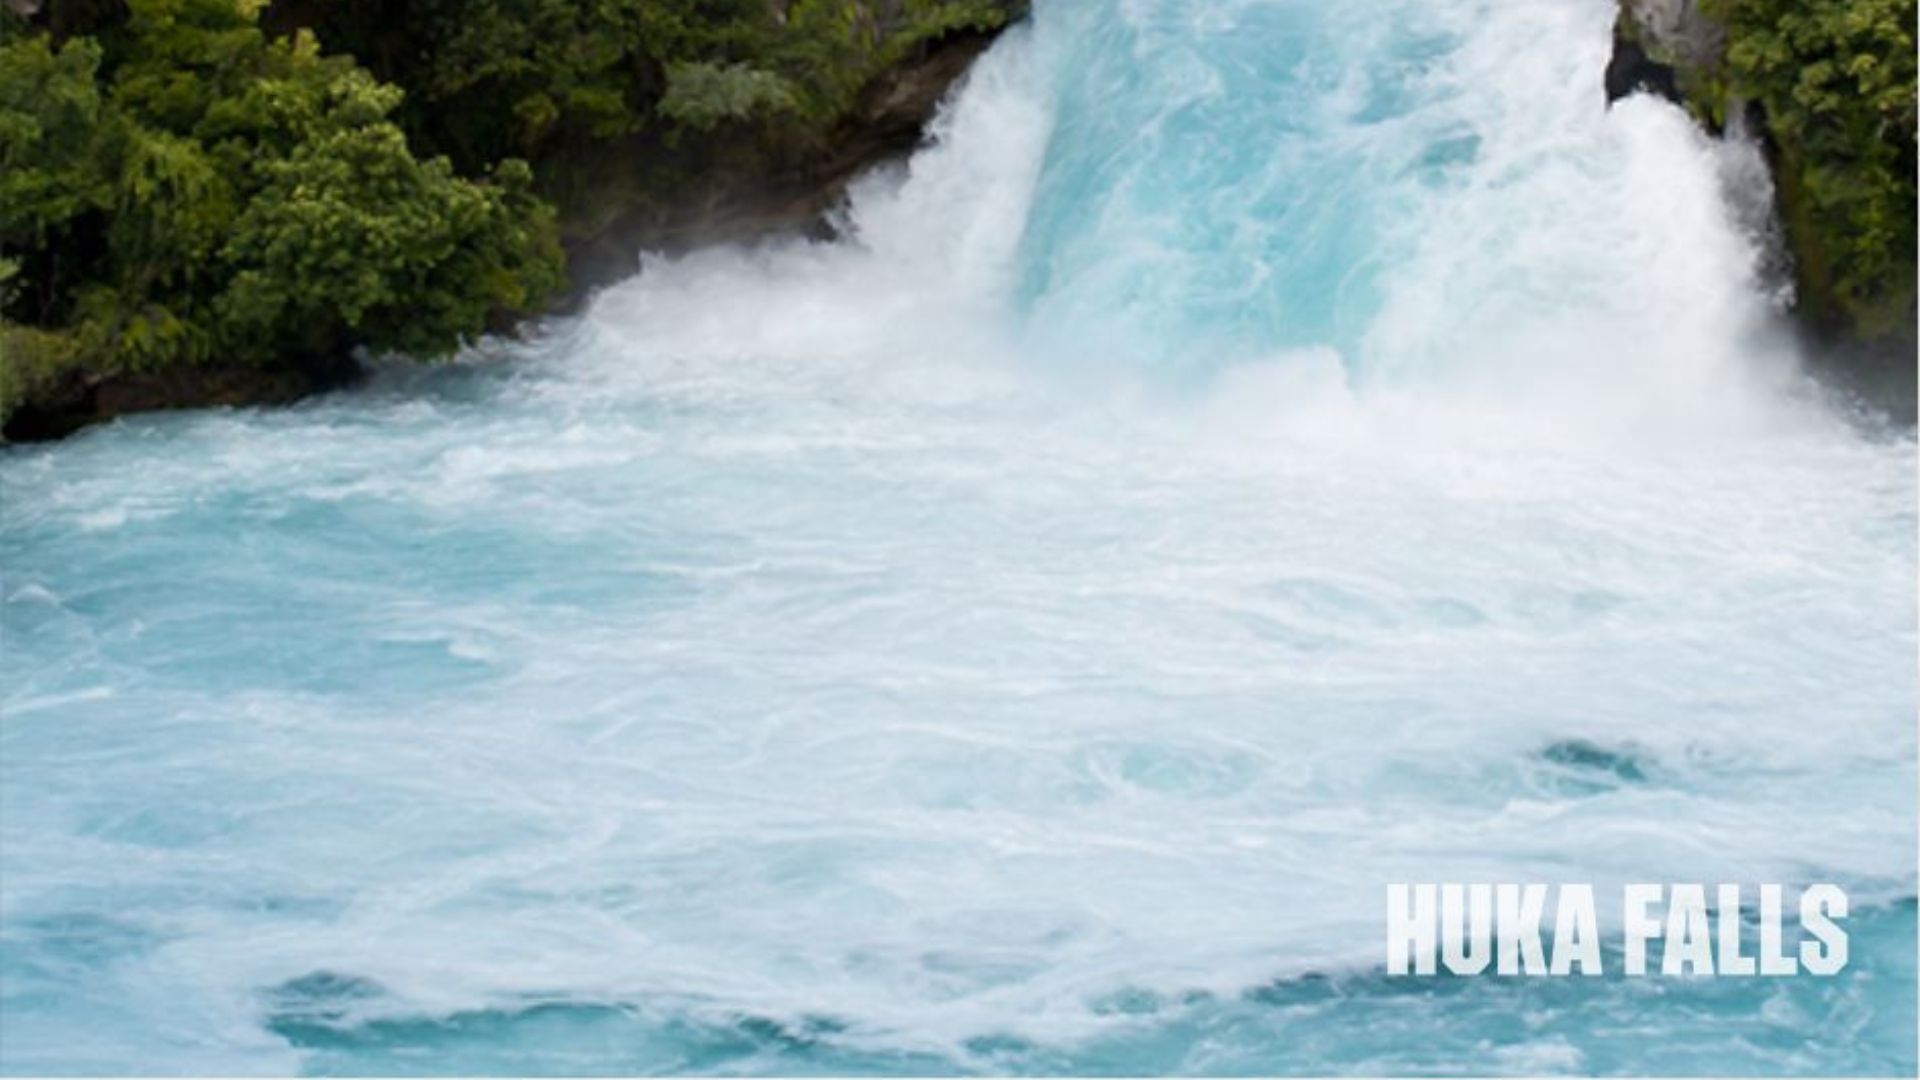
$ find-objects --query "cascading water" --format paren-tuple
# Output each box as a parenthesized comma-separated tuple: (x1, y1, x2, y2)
(1, 0, 1913, 1074)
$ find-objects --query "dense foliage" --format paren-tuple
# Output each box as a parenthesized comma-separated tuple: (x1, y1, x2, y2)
(1706, 0, 1917, 338)
(284, 0, 1012, 170)
(1, 0, 1014, 428)
(278, 0, 1017, 280)
(1, 0, 563, 419)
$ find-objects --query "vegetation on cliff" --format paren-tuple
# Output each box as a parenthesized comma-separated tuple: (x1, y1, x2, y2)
(281, 0, 1012, 170)
(282, 0, 1019, 291)
(0, 0, 564, 423)
(1704, 0, 1916, 344)
(1, 0, 1017, 433)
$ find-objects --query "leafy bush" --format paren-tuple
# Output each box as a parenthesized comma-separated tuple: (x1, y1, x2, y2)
(0, 34, 113, 241)
(297, 0, 1018, 166)
(0, 258, 83, 421)
(0, 321, 81, 423)
(659, 61, 794, 131)
(0, 0, 562, 413)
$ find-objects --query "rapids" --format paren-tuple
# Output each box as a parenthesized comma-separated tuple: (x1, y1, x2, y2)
(1, 0, 1914, 1073)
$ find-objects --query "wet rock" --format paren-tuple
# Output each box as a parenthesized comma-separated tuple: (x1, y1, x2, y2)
(1616, 0, 1725, 75)
(2, 351, 363, 443)
(1603, 35, 1680, 106)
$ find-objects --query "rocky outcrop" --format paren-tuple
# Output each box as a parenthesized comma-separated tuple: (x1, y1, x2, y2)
(2, 352, 363, 443)
(1608, 0, 1916, 424)
(1603, 36, 1680, 106)
(1617, 0, 1724, 75)
(1606, 0, 1723, 110)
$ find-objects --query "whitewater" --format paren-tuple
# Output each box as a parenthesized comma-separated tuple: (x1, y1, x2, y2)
(1, 0, 1914, 1074)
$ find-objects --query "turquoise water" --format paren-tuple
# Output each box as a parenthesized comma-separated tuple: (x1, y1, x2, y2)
(2, 0, 1916, 1074)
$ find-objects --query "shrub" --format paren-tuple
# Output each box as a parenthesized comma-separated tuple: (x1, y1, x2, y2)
(659, 61, 794, 131)
(0, 0, 563, 418)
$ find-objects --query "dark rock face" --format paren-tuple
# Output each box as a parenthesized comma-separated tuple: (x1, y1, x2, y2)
(1606, 0, 1717, 111)
(1615, 0, 1725, 76)
(1603, 35, 1680, 107)
(2, 352, 363, 443)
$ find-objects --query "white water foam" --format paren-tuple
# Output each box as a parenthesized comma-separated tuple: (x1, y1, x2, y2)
(1, 0, 1913, 1073)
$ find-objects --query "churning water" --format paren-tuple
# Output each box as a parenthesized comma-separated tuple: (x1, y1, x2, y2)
(1, 0, 1914, 1073)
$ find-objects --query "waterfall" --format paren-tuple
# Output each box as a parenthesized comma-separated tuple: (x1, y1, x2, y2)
(0, 0, 1912, 1073)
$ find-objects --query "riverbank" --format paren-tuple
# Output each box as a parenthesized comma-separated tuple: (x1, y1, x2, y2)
(0, 0, 1025, 440)
(3, 0, 1912, 440)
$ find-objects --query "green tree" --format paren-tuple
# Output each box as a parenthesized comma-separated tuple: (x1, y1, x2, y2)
(0, 33, 113, 242)
(1, 0, 562, 418)
(4, 0, 1018, 428)
(293, 0, 1015, 167)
